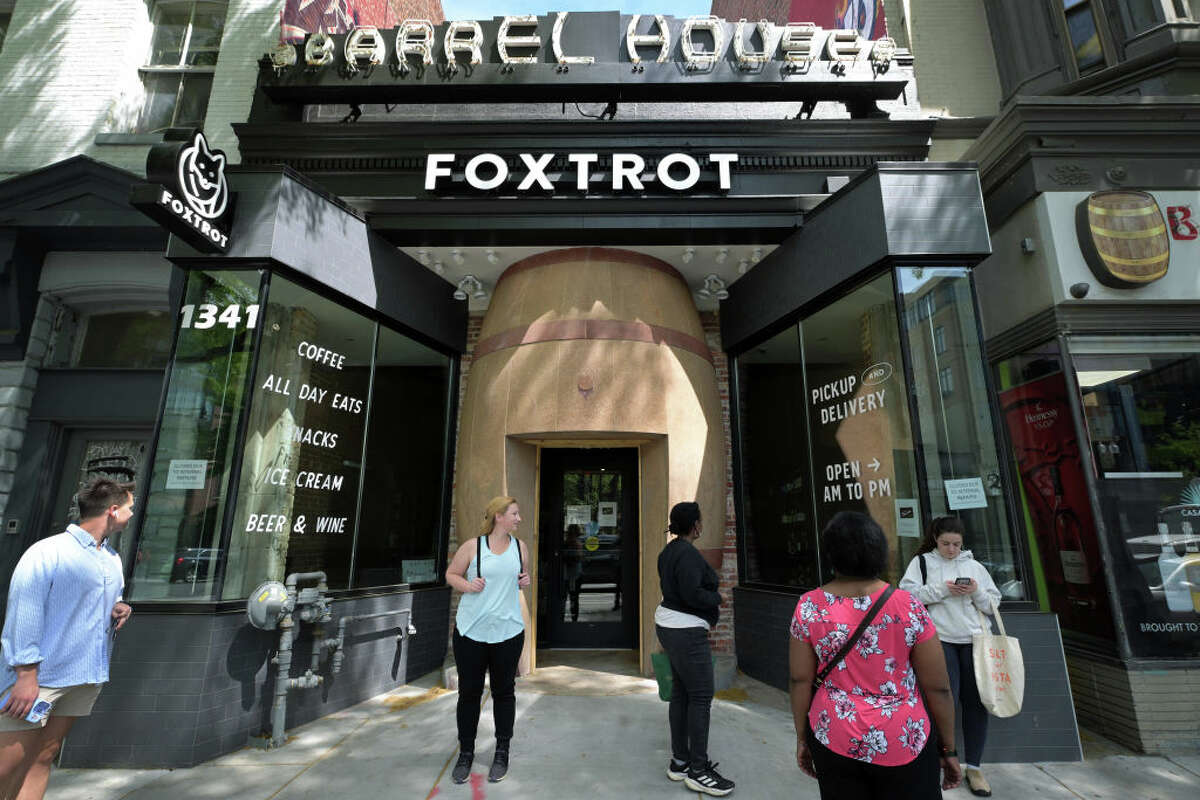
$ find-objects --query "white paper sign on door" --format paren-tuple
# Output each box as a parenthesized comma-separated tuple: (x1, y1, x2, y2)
(566, 504, 592, 526)
(165, 459, 207, 489)
(945, 477, 988, 510)
(598, 501, 617, 526)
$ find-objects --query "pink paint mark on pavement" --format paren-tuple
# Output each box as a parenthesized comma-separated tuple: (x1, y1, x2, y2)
(470, 772, 487, 799)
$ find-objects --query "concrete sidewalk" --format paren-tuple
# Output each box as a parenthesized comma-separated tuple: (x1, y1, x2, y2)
(45, 654, 1200, 800)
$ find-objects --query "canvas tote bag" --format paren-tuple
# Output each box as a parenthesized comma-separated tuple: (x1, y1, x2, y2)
(972, 605, 1024, 718)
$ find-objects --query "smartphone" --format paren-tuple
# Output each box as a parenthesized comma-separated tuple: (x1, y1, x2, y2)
(0, 691, 52, 724)
(954, 577, 972, 586)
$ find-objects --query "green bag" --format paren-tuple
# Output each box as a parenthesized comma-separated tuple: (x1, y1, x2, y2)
(651, 652, 718, 702)
(651, 651, 674, 701)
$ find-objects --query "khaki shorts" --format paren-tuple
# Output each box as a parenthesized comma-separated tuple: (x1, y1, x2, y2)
(0, 683, 102, 731)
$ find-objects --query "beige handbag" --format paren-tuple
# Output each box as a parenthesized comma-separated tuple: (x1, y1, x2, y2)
(972, 605, 1024, 718)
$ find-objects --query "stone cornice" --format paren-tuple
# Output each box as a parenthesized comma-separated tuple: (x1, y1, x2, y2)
(963, 95, 1200, 226)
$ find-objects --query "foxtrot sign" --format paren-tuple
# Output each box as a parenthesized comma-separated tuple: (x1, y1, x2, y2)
(259, 12, 907, 113)
(131, 130, 235, 253)
(425, 152, 738, 194)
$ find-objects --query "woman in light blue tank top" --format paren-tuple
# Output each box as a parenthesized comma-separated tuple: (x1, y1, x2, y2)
(445, 496, 530, 785)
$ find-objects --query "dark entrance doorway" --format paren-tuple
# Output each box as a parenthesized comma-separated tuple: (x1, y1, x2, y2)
(538, 448, 639, 648)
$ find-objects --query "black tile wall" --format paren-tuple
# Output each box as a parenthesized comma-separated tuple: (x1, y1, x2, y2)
(733, 586, 1083, 763)
(59, 586, 450, 768)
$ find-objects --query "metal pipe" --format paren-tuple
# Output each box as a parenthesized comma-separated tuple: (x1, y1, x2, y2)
(269, 572, 330, 747)
(330, 608, 416, 675)
(270, 612, 295, 747)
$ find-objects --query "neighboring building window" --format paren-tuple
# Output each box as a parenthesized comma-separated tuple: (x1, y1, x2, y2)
(917, 293, 935, 321)
(1061, 0, 1108, 74)
(1122, 0, 1194, 33)
(939, 366, 954, 395)
(136, 1, 226, 134)
(75, 311, 174, 369)
(934, 325, 947, 355)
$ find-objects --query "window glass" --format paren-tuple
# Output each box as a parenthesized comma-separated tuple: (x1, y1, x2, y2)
(174, 73, 214, 129)
(74, 311, 173, 369)
(1064, 0, 1106, 73)
(188, 1, 226, 64)
(735, 325, 819, 588)
(899, 268, 1025, 601)
(1124, 0, 1165, 31)
(129, 270, 261, 600)
(138, 1, 224, 133)
(223, 276, 374, 599)
(803, 272, 919, 584)
(353, 326, 451, 588)
(996, 344, 1115, 642)
(148, 1, 190, 65)
(1072, 340, 1200, 657)
(137, 73, 181, 134)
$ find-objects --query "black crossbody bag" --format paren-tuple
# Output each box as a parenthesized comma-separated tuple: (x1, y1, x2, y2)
(812, 585, 896, 691)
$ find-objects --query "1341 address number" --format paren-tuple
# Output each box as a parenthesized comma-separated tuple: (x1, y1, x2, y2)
(179, 303, 260, 330)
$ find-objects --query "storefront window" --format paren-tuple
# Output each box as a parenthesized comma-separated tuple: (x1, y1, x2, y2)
(898, 268, 1025, 600)
(222, 275, 374, 599)
(353, 326, 451, 588)
(129, 270, 261, 599)
(735, 272, 922, 589)
(133, 269, 457, 602)
(803, 272, 919, 583)
(996, 344, 1115, 643)
(735, 325, 818, 588)
(1072, 337, 1200, 658)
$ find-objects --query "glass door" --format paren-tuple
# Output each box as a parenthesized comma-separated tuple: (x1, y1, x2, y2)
(538, 448, 639, 648)
(44, 429, 151, 563)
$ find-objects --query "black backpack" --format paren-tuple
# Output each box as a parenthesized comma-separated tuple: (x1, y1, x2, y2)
(476, 534, 523, 578)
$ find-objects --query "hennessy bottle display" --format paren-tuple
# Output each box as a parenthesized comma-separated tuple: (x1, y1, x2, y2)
(1034, 464, 1092, 594)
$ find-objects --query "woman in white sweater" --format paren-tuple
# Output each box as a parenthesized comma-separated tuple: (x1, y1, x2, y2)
(899, 517, 1001, 798)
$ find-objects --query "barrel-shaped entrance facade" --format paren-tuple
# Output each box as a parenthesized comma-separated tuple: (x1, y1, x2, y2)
(455, 247, 726, 671)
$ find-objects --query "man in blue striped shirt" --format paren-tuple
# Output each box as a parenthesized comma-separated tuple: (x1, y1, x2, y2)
(0, 478, 134, 800)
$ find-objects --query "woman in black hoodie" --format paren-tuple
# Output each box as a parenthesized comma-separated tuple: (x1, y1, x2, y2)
(655, 502, 735, 797)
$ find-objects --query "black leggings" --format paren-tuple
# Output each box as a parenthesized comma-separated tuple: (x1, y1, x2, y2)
(452, 628, 524, 753)
(806, 725, 943, 800)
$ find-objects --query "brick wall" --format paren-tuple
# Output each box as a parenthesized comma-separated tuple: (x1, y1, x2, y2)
(702, 310, 738, 655)
(709, 0, 790, 24)
(443, 311, 484, 650)
(895, 0, 1002, 117)
(0, 0, 154, 179)
(1068, 652, 1200, 754)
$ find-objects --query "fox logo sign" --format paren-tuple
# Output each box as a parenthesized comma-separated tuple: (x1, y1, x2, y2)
(177, 132, 229, 220)
(133, 129, 236, 254)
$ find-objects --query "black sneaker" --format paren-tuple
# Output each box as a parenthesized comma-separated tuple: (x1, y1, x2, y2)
(667, 758, 688, 782)
(488, 749, 509, 783)
(685, 761, 735, 797)
(451, 751, 473, 784)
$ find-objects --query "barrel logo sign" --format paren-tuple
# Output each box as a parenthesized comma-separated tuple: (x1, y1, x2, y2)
(1075, 191, 1170, 289)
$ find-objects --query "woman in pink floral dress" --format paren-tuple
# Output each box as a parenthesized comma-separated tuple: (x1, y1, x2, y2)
(789, 512, 961, 798)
